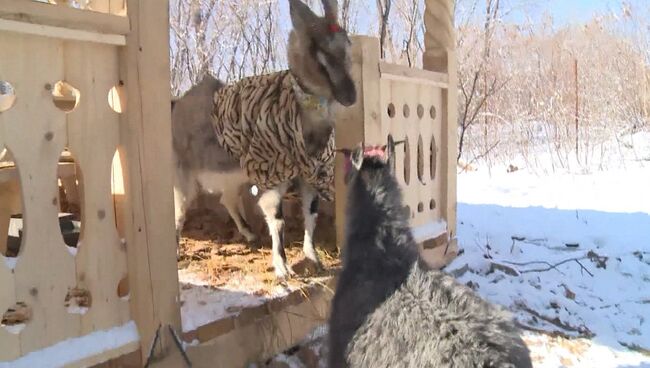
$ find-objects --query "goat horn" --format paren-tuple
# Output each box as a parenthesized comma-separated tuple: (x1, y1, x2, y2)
(321, 0, 338, 21)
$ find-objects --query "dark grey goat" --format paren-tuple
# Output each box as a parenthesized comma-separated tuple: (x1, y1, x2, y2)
(328, 139, 533, 368)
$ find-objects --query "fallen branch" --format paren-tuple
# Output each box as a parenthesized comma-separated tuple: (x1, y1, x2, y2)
(503, 256, 593, 277)
(514, 301, 594, 338)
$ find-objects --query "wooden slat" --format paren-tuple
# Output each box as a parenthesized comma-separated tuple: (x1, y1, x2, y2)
(0, 0, 129, 35)
(64, 41, 130, 334)
(379, 62, 449, 88)
(423, 0, 457, 241)
(0, 18, 126, 45)
(118, 0, 181, 362)
(334, 36, 379, 248)
(0, 32, 81, 355)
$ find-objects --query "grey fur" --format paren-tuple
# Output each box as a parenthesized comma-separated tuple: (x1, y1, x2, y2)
(171, 75, 257, 244)
(328, 146, 533, 368)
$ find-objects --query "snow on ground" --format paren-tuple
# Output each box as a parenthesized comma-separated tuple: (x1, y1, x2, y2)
(452, 161, 650, 367)
(263, 133, 650, 367)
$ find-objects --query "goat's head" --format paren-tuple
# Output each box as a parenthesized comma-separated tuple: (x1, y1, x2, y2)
(287, 0, 357, 107)
(337, 136, 403, 186)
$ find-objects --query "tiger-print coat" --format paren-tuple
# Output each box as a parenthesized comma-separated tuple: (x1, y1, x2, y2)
(211, 70, 335, 201)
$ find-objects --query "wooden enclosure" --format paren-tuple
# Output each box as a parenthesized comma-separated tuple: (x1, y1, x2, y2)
(0, 0, 180, 366)
(335, 34, 457, 269)
(0, 0, 457, 367)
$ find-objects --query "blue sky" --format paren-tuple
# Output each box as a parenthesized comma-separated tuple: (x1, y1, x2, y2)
(503, 0, 621, 26)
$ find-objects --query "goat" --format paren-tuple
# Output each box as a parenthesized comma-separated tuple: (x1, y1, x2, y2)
(328, 138, 533, 368)
(172, 76, 258, 244)
(174, 0, 356, 280)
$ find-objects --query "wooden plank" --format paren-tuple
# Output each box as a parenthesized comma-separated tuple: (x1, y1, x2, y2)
(67, 340, 139, 368)
(379, 62, 449, 88)
(334, 36, 378, 248)
(64, 41, 130, 334)
(423, 0, 457, 241)
(0, 32, 81, 355)
(118, 0, 181, 362)
(0, 18, 126, 45)
(0, 0, 129, 35)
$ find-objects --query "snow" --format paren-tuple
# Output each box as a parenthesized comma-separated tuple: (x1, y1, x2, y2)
(447, 140, 650, 367)
(179, 268, 314, 332)
(0, 321, 139, 368)
(411, 220, 447, 243)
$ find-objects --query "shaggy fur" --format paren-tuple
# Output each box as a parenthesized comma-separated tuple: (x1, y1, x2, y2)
(329, 144, 533, 368)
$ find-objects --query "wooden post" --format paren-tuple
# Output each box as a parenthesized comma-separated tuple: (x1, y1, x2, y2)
(574, 58, 579, 162)
(423, 0, 457, 244)
(118, 0, 181, 363)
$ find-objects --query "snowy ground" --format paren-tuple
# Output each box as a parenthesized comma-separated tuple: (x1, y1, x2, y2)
(263, 133, 650, 367)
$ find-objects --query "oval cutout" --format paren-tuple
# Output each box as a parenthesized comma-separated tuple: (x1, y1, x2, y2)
(387, 134, 396, 174)
(52, 81, 80, 113)
(1, 149, 24, 262)
(430, 135, 437, 180)
(430, 199, 436, 210)
(417, 135, 424, 183)
(64, 287, 91, 314)
(108, 84, 125, 113)
(117, 276, 130, 300)
(58, 150, 83, 253)
(430, 105, 437, 120)
(2, 302, 31, 334)
(403, 137, 410, 185)
(403, 104, 410, 118)
(387, 103, 395, 118)
(111, 149, 126, 243)
(417, 202, 424, 213)
(0, 81, 16, 113)
(417, 104, 424, 119)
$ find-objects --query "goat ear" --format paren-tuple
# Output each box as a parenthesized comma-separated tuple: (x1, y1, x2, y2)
(289, 0, 319, 34)
(351, 143, 364, 171)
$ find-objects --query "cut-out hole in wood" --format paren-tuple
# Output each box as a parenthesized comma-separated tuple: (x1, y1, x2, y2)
(403, 104, 410, 118)
(2, 302, 31, 334)
(111, 150, 126, 243)
(117, 276, 129, 300)
(387, 134, 396, 174)
(430, 135, 437, 180)
(417, 104, 424, 119)
(64, 287, 91, 314)
(1, 151, 23, 261)
(108, 84, 125, 113)
(58, 150, 82, 253)
(430, 105, 437, 120)
(403, 136, 410, 185)
(430, 199, 436, 210)
(387, 103, 395, 118)
(51, 81, 80, 113)
(417, 135, 424, 183)
(0, 81, 16, 112)
(418, 202, 424, 213)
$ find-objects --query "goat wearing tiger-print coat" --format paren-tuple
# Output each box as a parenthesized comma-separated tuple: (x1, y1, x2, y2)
(173, 0, 356, 280)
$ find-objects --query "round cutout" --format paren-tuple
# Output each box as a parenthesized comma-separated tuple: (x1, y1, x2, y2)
(430, 105, 437, 120)
(0, 81, 16, 113)
(430, 199, 436, 210)
(387, 103, 395, 118)
(417, 202, 424, 213)
(2, 302, 31, 334)
(117, 276, 130, 299)
(403, 104, 410, 118)
(52, 81, 80, 113)
(417, 104, 424, 118)
(108, 85, 125, 113)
